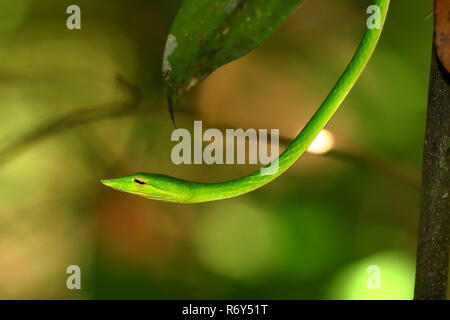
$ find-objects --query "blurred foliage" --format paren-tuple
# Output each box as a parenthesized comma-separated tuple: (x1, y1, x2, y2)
(0, 0, 442, 299)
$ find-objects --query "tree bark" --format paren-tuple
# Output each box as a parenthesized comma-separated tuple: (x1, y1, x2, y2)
(414, 46, 450, 300)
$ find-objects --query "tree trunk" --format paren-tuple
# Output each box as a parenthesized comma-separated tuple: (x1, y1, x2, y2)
(414, 46, 450, 300)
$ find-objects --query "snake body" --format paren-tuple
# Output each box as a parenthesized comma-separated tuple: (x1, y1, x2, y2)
(102, 0, 390, 204)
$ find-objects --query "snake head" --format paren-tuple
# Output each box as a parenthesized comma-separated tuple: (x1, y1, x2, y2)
(101, 173, 191, 203)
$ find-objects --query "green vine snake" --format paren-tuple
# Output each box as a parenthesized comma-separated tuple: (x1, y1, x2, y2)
(101, 0, 390, 204)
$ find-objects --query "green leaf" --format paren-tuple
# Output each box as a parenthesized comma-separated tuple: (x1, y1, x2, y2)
(163, 0, 304, 123)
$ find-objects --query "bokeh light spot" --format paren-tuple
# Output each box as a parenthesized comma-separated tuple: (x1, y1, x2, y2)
(193, 202, 278, 281)
(277, 204, 346, 279)
(307, 130, 335, 154)
(327, 251, 415, 300)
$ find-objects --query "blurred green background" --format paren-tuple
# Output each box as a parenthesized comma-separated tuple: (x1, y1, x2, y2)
(0, 0, 441, 299)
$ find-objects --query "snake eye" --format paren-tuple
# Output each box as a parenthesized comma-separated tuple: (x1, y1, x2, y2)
(134, 177, 148, 187)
